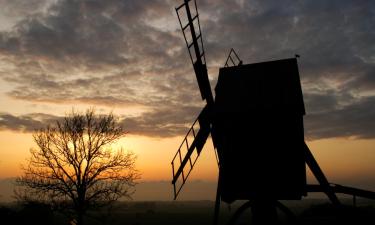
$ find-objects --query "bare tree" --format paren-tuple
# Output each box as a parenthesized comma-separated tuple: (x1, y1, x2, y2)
(15, 109, 140, 225)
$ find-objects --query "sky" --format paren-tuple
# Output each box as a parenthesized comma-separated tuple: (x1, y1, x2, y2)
(0, 0, 374, 201)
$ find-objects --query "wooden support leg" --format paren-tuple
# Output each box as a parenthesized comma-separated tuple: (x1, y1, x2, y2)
(304, 142, 341, 206)
(213, 174, 221, 225)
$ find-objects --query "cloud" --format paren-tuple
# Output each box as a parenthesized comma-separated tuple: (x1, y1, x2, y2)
(120, 105, 202, 137)
(0, 0, 374, 139)
(0, 0, 196, 108)
(0, 0, 127, 66)
(201, 0, 375, 88)
(2, 92, 374, 140)
(0, 113, 60, 132)
(0, 104, 203, 137)
(305, 96, 375, 140)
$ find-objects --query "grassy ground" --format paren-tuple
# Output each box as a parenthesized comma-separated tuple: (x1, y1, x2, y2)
(1, 198, 375, 225)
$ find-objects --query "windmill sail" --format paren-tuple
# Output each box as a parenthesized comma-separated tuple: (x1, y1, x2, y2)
(171, 0, 218, 199)
(171, 105, 210, 199)
(176, 0, 213, 104)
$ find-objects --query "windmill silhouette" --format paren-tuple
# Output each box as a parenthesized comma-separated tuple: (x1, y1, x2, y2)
(170, 1, 375, 224)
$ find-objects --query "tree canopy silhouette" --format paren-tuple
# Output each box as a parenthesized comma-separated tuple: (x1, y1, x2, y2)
(15, 109, 139, 225)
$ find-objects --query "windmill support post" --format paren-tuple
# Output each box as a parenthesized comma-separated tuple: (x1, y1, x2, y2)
(213, 174, 222, 225)
(304, 142, 341, 206)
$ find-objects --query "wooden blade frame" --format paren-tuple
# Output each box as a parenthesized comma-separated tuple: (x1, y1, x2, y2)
(171, 105, 210, 199)
(172, 0, 218, 200)
(176, 0, 214, 105)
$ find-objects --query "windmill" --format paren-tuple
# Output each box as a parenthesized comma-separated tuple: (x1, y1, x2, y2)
(170, 0, 375, 224)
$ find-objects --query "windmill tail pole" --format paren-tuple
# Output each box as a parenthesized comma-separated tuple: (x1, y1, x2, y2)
(307, 184, 375, 200)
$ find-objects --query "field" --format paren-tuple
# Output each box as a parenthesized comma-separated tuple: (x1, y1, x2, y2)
(1, 198, 375, 225)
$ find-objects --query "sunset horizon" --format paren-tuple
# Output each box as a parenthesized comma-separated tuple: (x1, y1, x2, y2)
(0, 0, 374, 216)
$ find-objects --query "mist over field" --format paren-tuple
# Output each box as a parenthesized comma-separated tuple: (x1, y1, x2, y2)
(0, 178, 218, 202)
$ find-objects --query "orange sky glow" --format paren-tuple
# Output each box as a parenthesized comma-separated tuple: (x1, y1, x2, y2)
(1, 130, 374, 192)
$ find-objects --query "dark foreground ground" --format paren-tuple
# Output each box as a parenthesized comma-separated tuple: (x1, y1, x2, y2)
(1, 198, 375, 225)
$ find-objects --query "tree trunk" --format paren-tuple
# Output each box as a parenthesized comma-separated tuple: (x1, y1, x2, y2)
(76, 188, 86, 225)
(77, 210, 84, 225)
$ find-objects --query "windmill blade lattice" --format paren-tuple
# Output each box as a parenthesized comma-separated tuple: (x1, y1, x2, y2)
(171, 105, 211, 199)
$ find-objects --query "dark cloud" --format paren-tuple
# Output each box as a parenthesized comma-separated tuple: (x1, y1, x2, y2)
(0, 113, 60, 132)
(201, 0, 375, 87)
(0, 0, 374, 139)
(0, 0, 50, 31)
(305, 96, 375, 140)
(0, 0, 182, 69)
(1, 0, 127, 66)
(2, 92, 374, 139)
(0, 105, 202, 138)
(0, 0, 49, 17)
(120, 105, 202, 137)
(0, 0, 195, 108)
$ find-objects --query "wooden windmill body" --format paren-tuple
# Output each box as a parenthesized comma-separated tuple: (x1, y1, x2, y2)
(215, 59, 306, 203)
(170, 1, 375, 224)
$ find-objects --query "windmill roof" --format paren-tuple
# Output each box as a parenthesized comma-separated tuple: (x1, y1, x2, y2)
(215, 57, 305, 115)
